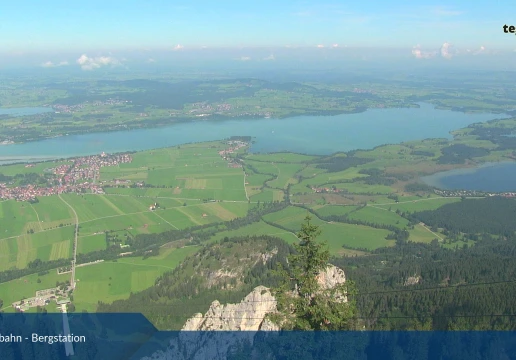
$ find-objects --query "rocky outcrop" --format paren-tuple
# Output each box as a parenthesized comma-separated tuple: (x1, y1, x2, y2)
(141, 265, 346, 360)
(316, 264, 347, 302)
(182, 285, 278, 331)
(182, 265, 347, 332)
(317, 264, 347, 290)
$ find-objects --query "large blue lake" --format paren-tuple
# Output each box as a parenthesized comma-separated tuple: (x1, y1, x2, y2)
(422, 161, 516, 192)
(0, 103, 505, 165)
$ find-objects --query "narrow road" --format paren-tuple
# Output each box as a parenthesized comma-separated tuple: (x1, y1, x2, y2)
(152, 211, 179, 230)
(243, 171, 249, 202)
(59, 194, 78, 289)
(418, 223, 444, 241)
(29, 203, 43, 232)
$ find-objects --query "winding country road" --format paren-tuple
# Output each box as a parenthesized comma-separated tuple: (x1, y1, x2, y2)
(59, 194, 78, 289)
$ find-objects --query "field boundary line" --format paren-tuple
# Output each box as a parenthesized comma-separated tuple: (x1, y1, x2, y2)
(418, 223, 444, 241)
(0, 194, 257, 241)
(0, 223, 75, 242)
(243, 170, 249, 201)
(58, 194, 78, 289)
(112, 260, 177, 270)
(151, 211, 179, 230)
(370, 196, 484, 207)
(29, 203, 43, 231)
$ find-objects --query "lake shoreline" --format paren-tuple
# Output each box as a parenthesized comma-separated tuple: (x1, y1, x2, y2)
(1, 102, 510, 147)
(0, 103, 507, 164)
(421, 160, 516, 192)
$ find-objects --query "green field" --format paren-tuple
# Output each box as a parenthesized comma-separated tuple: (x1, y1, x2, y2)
(310, 205, 359, 217)
(348, 206, 409, 228)
(1, 116, 512, 316)
(0, 143, 251, 271)
(0, 270, 70, 311)
(374, 197, 463, 212)
(0, 226, 73, 271)
(0, 160, 72, 176)
(208, 221, 298, 244)
(78, 234, 107, 254)
(100, 144, 247, 201)
(409, 224, 442, 243)
(246, 152, 318, 163)
(250, 189, 284, 202)
(0, 200, 39, 239)
(0, 245, 199, 312)
(73, 246, 200, 311)
(263, 206, 393, 252)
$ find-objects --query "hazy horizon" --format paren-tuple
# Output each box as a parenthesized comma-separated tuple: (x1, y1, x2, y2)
(1, 0, 515, 71)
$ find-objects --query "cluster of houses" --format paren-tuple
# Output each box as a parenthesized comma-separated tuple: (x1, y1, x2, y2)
(189, 102, 232, 113)
(434, 189, 516, 198)
(0, 183, 105, 201)
(218, 140, 248, 168)
(352, 88, 375, 94)
(51, 99, 130, 114)
(218, 140, 247, 159)
(12, 287, 71, 312)
(54, 152, 132, 185)
(311, 186, 341, 194)
(0, 152, 131, 201)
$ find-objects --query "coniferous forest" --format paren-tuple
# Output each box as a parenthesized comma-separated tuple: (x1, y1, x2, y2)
(333, 237, 516, 330)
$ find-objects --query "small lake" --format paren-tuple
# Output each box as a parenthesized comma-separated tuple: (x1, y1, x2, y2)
(0, 107, 53, 117)
(0, 103, 505, 165)
(421, 161, 516, 192)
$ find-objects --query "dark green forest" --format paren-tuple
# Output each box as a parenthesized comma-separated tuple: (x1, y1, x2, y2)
(437, 144, 490, 164)
(98, 227, 516, 331)
(312, 155, 374, 173)
(409, 196, 516, 236)
(334, 237, 516, 330)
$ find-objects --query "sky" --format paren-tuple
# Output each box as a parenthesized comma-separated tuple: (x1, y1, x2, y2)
(0, 0, 515, 69)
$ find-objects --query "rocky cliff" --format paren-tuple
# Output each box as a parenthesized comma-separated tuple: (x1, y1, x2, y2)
(140, 265, 347, 360)
(181, 264, 346, 331)
(182, 285, 279, 331)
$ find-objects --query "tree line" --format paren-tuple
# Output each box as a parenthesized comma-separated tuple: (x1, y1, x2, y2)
(333, 236, 516, 330)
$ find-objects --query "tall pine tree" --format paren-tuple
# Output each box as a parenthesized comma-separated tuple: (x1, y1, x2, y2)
(271, 215, 357, 330)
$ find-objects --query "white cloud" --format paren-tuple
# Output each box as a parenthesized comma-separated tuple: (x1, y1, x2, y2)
(331, 44, 339, 48)
(263, 54, 275, 61)
(317, 44, 325, 48)
(41, 60, 69, 68)
(173, 44, 184, 51)
(472, 45, 486, 55)
(440, 42, 454, 59)
(411, 44, 436, 59)
(414, 43, 491, 60)
(76, 54, 121, 70)
(147, 58, 156, 63)
(238, 56, 251, 61)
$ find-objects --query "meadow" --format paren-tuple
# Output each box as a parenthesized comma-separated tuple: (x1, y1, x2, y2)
(0, 270, 69, 312)
(0, 245, 199, 312)
(208, 221, 297, 244)
(72, 246, 199, 312)
(0, 142, 250, 277)
(263, 206, 393, 252)
(0, 224, 73, 271)
(1, 116, 510, 313)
